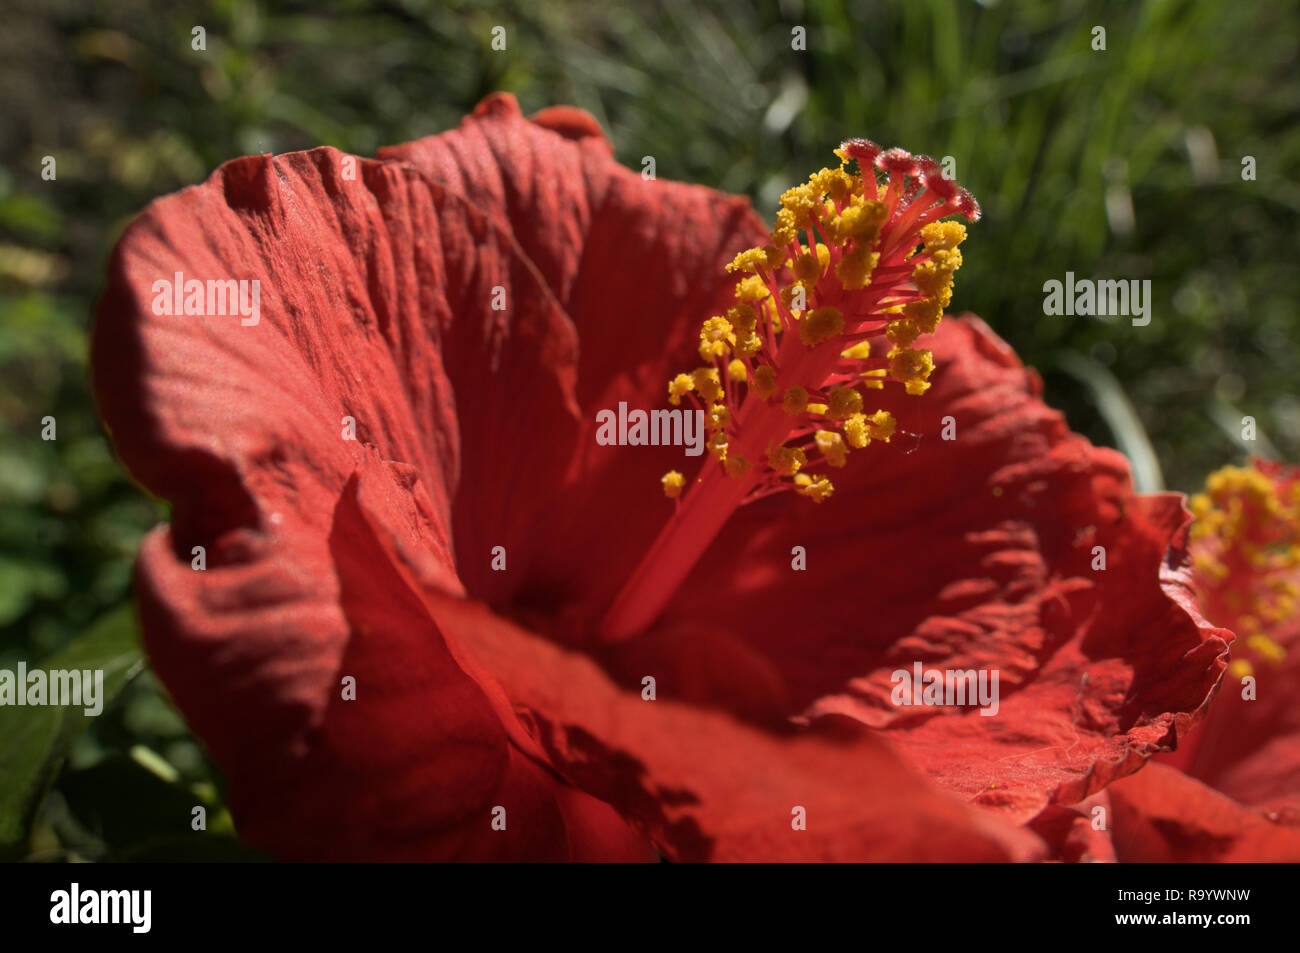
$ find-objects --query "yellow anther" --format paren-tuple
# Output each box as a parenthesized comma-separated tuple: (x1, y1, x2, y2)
(772, 206, 798, 246)
(1227, 657, 1254, 680)
(867, 409, 896, 441)
(708, 431, 729, 460)
(835, 245, 879, 290)
(727, 359, 749, 382)
(920, 220, 967, 253)
(727, 304, 757, 332)
(736, 331, 763, 357)
(912, 259, 956, 299)
(780, 284, 808, 319)
(778, 183, 823, 230)
(888, 346, 934, 396)
(930, 248, 963, 271)
(903, 298, 944, 335)
(829, 172, 854, 203)
(792, 244, 831, 283)
(886, 317, 922, 347)
(706, 404, 732, 432)
(661, 470, 685, 499)
(815, 430, 849, 468)
(699, 316, 736, 361)
(843, 413, 870, 449)
(724, 454, 752, 477)
(805, 402, 829, 416)
(799, 306, 845, 347)
(826, 386, 863, 420)
(702, 315, 735, 340)
(807, 166, 853, 203)
(668, 373, 694, 406)
(726, 247, 771, 274)
(782, 385, 809, 414)
(752, 365, 778, 399)
(794, 473, 835, 502)
(735, 275, 771, 303)
(832, 200, 887, 244)
(693, 367, 723, 402)
(841, 340, 872, 360)
(768, 444, 807, 477)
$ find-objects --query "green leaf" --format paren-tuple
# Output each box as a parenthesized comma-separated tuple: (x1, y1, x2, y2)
(0, 604, 144, 853)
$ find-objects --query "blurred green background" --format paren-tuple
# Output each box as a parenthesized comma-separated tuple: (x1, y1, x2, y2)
(0, 0, 1296, 860)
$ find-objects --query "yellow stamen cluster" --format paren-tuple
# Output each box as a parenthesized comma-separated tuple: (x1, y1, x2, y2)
(1189, 462, 1300, 678)
(886, 222, 965, 349)
(660, 140, 976, 502)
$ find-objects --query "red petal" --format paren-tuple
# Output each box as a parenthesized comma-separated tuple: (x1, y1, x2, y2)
(1027, 792, 1116, 863)
(92, 146, 656, 859)
(1105, 762, 1300, 861)
(411, 584, 1044, 861)
(380, 93, 771, 615)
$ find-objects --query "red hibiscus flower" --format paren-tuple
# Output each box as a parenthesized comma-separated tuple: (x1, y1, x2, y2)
(92, 93, 1226, 861)
(1095, 460, 1300, 861)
